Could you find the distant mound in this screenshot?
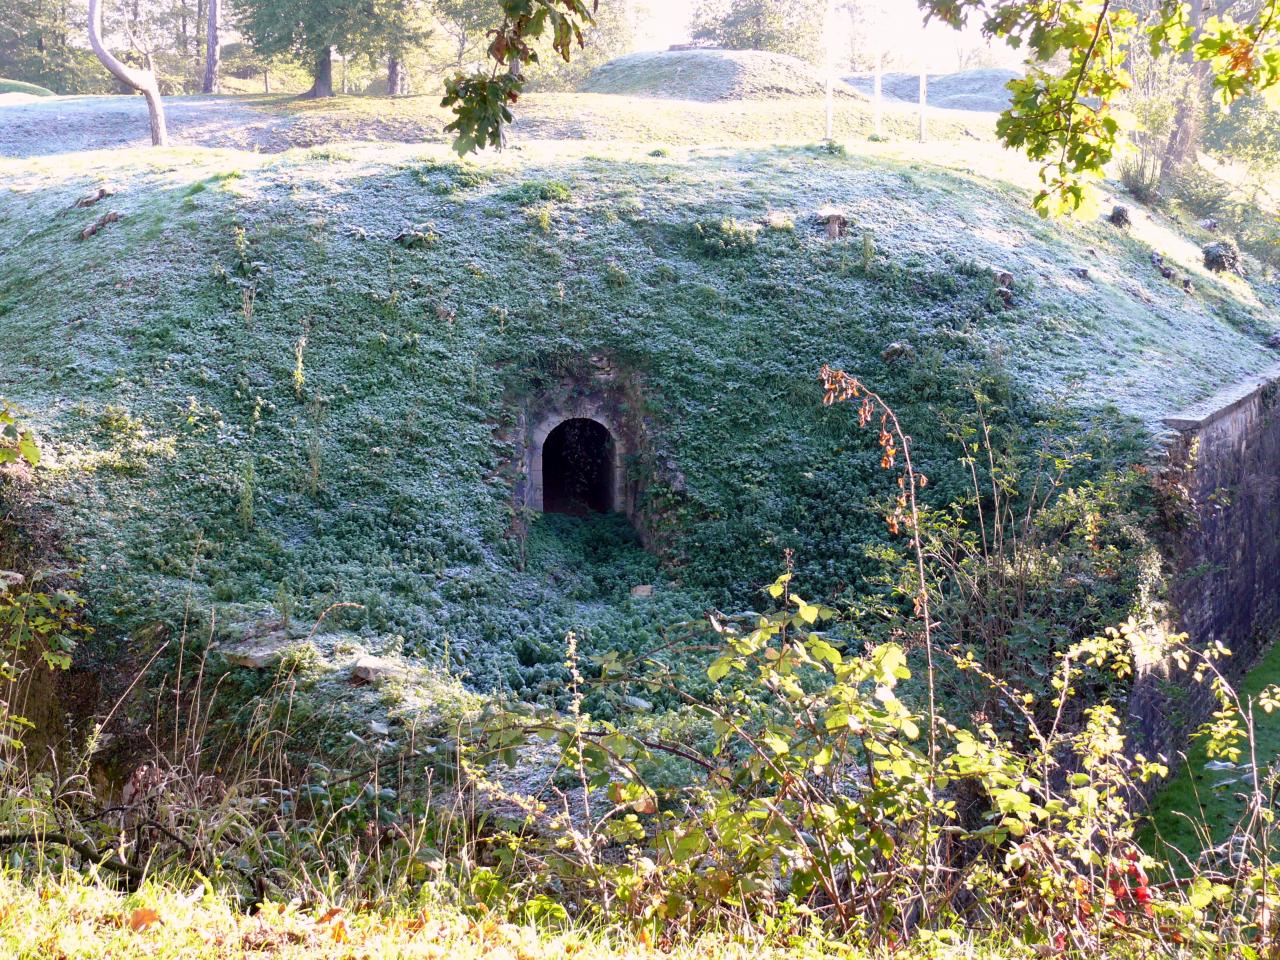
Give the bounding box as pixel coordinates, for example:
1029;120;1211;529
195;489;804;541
581;49;863;101
0;78;55;97
843;68;1019;113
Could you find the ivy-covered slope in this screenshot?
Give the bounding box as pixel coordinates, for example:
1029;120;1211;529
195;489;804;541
1;140;1276;697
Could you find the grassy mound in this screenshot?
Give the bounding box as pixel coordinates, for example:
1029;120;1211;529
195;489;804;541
0;77;55;96
844;68;1020;113
0;136;1276;707
580;49;862;101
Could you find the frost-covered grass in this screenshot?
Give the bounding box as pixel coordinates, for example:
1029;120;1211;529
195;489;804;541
0;90;989;157
0;130;1276;714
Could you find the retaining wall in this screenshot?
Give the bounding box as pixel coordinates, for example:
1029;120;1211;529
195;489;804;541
1129;363;1280;768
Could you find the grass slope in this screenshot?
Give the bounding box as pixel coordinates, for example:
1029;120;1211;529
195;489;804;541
580;49;862;101
0;78;55;96
267;90;981;149
0;133;1276;711
843;69;1021;112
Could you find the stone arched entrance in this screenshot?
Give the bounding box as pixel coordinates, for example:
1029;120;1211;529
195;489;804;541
522;401;627;516
542;418;616;514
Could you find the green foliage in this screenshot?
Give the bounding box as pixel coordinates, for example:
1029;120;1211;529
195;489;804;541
464;574;1241;949
441;72;522;153
0;407;89;755
0;400;39;469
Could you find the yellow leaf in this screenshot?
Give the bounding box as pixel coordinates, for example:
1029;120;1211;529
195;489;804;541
329;918;349;943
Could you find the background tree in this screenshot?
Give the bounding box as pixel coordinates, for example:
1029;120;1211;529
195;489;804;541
689;0;825;63
0;0;109;92
202;0;219;92
235;0;371;97
371;0;434;94
431;0;500;70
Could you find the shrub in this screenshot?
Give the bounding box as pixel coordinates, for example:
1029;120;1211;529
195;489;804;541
604;260;629;288
0;404;89;755
691;217;759;258
1204;238;1241;273
413;160;493;194
1118;154;1162;204
502;179;573;206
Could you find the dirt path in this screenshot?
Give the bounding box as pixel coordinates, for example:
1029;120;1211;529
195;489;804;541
0;94;299;156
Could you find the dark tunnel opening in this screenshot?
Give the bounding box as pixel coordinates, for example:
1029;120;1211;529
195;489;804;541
543;418;615;515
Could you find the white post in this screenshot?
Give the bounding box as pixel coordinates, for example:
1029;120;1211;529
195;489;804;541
873;50;882;138
825;72;834;141
918;69;927;143
823;0;836;142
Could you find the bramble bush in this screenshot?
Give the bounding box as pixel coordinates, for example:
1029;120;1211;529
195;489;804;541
0;401;90;757
3;380;1280;957
455;373;1278;954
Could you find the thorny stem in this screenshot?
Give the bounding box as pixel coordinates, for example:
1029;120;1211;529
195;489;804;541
820;366;938;918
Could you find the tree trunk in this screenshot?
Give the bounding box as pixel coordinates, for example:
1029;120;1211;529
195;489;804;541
87;0;168;145
196;0;205;72
202;0;220;93
1161;62;1210;180
388;57;409;95
304;48;334;98
1160;0;1208;181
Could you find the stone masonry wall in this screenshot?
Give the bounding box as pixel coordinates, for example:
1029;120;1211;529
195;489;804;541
1129;363;1280;770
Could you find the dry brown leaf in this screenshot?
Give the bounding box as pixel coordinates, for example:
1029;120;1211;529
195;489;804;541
128;907;161;931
